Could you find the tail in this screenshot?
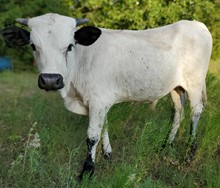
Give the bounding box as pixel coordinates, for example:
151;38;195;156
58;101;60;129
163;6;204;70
202;82;207;105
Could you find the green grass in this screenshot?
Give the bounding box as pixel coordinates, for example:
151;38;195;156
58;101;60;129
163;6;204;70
0;71;220;187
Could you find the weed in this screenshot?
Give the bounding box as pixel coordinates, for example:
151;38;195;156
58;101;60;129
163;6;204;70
0;71;220;187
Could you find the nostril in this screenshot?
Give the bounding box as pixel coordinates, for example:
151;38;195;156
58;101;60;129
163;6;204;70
53;75;64;88
55;77;61;86
40;76;46;86
38;74;46;89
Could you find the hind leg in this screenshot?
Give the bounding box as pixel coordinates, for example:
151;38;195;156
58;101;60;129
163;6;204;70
188;89;204;140
168;88;186;144
186;87;205;161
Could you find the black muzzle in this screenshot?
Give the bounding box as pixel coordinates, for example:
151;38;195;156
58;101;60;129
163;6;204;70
38;73;64;91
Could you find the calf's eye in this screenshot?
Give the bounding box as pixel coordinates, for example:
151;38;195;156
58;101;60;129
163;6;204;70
67;44;74;52
30;43;36;51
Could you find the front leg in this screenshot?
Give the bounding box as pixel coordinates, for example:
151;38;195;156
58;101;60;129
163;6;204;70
78;103;110;180
78;138;98;180
102;127;112;160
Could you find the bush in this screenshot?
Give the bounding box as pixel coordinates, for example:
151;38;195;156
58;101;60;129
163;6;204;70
0;0;220;71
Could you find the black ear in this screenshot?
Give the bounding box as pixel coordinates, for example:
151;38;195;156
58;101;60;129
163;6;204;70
1;26;30;47
74;26;101;46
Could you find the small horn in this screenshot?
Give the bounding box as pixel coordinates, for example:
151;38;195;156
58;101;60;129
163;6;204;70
16;18;28;26
76;18;89;26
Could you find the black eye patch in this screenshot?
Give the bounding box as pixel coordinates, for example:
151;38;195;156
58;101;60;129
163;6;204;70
74;26;101;46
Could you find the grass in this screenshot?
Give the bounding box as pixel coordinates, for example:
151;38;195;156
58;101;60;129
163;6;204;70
209;59;220;77
0;70;220;187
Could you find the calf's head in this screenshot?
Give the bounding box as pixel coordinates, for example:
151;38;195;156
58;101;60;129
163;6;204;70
2;13;101;93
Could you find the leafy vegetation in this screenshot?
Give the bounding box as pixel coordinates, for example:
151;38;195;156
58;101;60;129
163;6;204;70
0;0;220;71
0;71;220;187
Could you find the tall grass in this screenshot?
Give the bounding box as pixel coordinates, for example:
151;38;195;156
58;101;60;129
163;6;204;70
0;71;220;187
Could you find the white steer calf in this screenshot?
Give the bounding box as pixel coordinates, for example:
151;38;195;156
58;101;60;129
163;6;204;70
2;13;212;179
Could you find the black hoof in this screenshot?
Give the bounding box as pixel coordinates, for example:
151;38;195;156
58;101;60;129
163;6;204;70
78;160;95;181
103;152;111;160
157;141;173;153
161;143;167;150
185;142;198;164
